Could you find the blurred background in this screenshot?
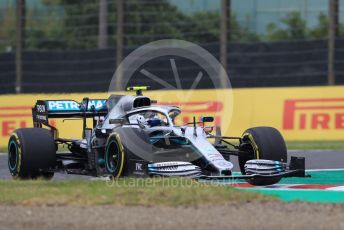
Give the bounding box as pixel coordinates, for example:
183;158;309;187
0;0;343;94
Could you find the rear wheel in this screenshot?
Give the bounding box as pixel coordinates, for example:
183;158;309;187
8;128;56;180
238;127;287;186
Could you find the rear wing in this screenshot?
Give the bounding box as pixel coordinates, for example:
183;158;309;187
32;99;108;125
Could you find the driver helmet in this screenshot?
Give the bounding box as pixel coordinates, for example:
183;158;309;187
147;114;162;127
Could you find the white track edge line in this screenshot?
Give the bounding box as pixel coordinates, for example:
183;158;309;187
306;168;344;172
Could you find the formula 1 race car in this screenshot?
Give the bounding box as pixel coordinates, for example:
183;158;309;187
7;86;307;185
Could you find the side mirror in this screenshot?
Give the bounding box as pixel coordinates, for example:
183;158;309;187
201;116;214;123
109;118;125;125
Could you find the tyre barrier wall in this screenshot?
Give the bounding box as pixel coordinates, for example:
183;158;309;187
0;86;344;148
2;39;344;94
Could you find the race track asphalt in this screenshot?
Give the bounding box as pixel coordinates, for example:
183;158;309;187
0;150;343;180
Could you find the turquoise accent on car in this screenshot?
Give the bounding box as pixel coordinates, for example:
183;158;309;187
8;140;17;171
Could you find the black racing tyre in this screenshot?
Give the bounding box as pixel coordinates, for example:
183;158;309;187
8;128;56;180
238;127;287;186
104;133;125;178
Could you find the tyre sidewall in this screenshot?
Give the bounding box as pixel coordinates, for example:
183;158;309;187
8;133;24;178
105;133;125;178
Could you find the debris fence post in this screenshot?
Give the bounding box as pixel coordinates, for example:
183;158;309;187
15;0;25;94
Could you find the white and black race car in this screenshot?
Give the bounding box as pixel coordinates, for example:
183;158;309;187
8;86;306;185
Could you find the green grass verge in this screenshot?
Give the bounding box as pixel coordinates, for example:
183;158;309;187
286;141;344;150
0;178;273;206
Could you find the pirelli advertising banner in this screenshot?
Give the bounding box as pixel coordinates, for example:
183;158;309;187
0;86;344;147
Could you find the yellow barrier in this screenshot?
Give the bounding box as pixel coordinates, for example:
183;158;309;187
231;86;344;140
0;86;344;147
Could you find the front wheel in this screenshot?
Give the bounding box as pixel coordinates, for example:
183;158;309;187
104;133;126;178
238;127;287;186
